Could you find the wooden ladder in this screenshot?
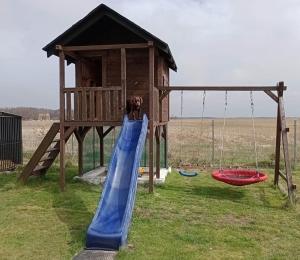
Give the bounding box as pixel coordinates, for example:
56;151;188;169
19;123;74;183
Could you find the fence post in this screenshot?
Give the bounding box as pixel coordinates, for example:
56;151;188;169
212;119;215;166
293;120;297;170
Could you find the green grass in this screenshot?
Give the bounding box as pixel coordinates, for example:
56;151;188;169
0;166;299;259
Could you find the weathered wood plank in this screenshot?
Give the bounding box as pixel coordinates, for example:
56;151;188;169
102;53;107;87
74;91;78;120
96;127;104;167
66;92;71;120
82;88;87;121
264;90;279;103
59;50;65;191
121;48;127;114
149;43;155;193
64;86;122;92
274;101;281;186
155;126;161;179
62;43;149;52
90;89;95;121
64;121;122;127
279;91;295;203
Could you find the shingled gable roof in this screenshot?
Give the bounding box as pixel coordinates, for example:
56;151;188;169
43;4;177;71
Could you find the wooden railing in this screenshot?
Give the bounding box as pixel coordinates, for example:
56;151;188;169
63;87;123;122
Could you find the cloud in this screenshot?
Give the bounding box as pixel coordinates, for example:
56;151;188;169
0;0;299;116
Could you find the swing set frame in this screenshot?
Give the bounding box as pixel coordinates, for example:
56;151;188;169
158;81;296;203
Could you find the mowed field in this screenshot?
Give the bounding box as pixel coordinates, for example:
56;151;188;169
0;118;299;259
23;118;299;168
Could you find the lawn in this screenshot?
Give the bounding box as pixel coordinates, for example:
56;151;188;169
0;166;299;259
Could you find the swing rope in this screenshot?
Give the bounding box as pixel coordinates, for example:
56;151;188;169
178;90;198;177
250;91;259;172
219;91;228;171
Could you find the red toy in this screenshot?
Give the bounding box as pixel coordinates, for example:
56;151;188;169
212;169;268;186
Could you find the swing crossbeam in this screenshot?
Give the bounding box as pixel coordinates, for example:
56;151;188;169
157;85;286;91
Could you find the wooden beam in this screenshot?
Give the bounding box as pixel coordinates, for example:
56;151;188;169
279;170;287;183
154;121;169;127
149;43;155;193
121;48;127;113
64;126;75;139
155;126;161;179
163;125;168;168
103;126;115;138
61;43;149;52
74;127;90;176
278;84;295;203
64;121;122;127
77;131;83;176
159;90;171;101
102;53;107;87
158;57;163;122
264;90;279;103
59;50;65;191
100;127;104;167
274;102;281;186
63;50;85;62
64;86;121;92
157;86;287;92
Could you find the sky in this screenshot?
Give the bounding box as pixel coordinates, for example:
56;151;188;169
1;0;300;117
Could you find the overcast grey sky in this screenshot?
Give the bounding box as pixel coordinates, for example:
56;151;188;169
1;0;299;117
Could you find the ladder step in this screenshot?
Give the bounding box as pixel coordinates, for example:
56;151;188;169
52;138;60;143
33;165;48;173
39;156;55;163
46;147;59;153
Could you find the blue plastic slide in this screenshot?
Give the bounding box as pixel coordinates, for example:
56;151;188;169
86;114;148;250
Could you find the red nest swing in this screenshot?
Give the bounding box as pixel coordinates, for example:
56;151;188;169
210;91;269;187
212;169;268;186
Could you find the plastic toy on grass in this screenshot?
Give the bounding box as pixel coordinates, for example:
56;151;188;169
178;170;198;177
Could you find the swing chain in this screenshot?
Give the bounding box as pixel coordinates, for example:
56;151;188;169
250;91;259;171
219;91;228;170
199;91;206;160
180;90;183;165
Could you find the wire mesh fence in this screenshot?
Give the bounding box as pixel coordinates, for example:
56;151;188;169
169;118;300;169
22;118;299;172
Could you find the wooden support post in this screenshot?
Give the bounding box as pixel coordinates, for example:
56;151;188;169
93;127;96;169
293;120;297;170
121;48;126;114
278;81;295;203
59;48;65;191
78;137;83;175
155;126;161;179
212;119;215;166
74;129;83;176
149;42;155;193
163;124;168;168
75;127;91;176
96;127;105;167
274;84;282;186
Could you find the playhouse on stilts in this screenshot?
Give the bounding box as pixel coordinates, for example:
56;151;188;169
19;4;296;203
19;4;173;192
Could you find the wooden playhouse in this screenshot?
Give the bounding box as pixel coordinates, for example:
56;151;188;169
19;4;175;192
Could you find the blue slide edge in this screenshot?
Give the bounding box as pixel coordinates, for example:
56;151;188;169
85;114;148;250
